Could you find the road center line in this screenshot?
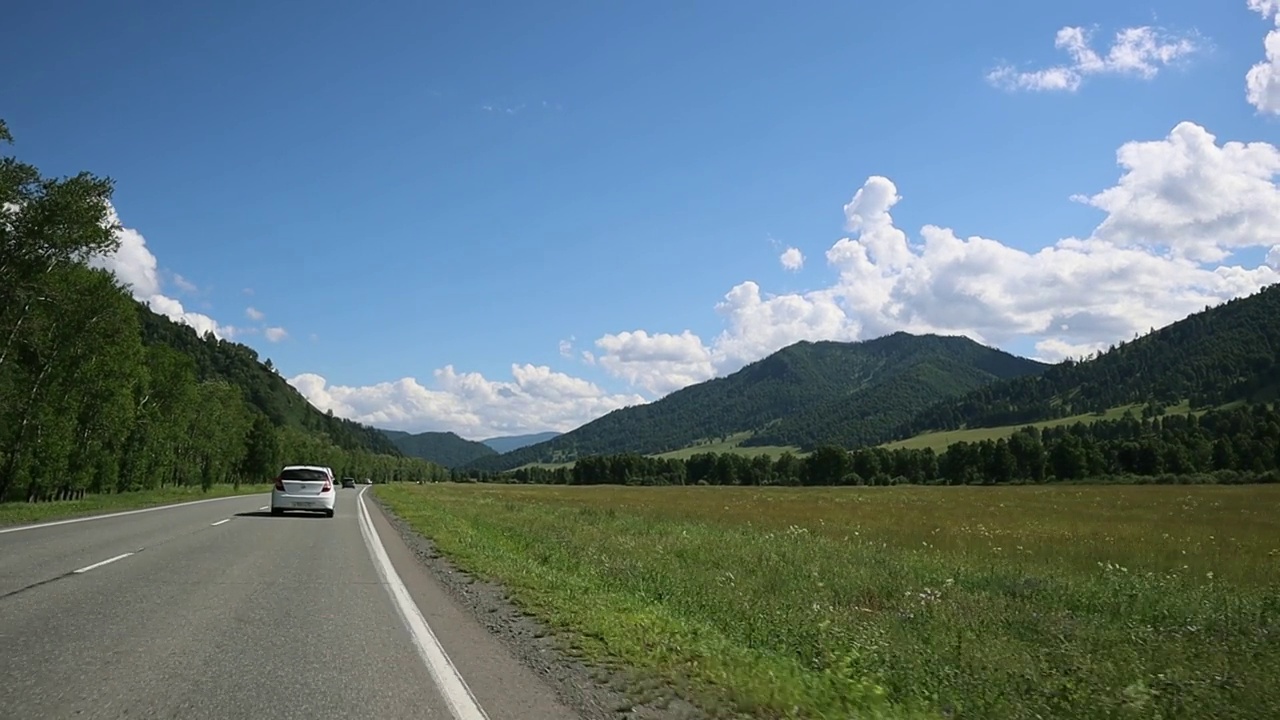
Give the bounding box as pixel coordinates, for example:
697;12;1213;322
258;506;269;511
210;518;230;526
73;552;134;574
356;488;490;720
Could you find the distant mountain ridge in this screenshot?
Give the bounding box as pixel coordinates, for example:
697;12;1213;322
381;430;497;468
464;332;1049;472
480;431;562;454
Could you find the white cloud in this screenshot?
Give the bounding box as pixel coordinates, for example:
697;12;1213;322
558;338;574;357
594;330;715;395
779;246;805;271
265;326;288;342
591;121;1280;385
171;273;197;294
987;24;1200;92
89;203;236;340
1248;0;1280;114
288;365;646;439
246;306;265;321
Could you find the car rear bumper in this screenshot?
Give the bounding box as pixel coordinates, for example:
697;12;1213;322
271;491;336;512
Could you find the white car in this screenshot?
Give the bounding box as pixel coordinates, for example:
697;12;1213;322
271;465;336;517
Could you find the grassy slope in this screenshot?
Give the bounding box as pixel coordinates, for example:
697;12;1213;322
0;483;271;528
375;482;1280;720
881;401;1195;451
519;402;1195;470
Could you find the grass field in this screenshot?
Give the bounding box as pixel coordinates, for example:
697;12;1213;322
880;402;1196;452
515;432;804;471
522;404;1193;471
0;483;271;527
653;431;803;461
376;482;1280;720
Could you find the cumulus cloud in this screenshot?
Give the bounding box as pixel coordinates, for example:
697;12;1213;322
558;338;574;357
592;121;1280;387
288;365;646;439
89;204;236;339
594;330;715;395
1248;0;1280;114
246;306;265;321
264;327;288;342
779;246;805;271
987;24;1200;92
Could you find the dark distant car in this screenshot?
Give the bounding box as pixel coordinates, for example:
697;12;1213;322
341;477;357;489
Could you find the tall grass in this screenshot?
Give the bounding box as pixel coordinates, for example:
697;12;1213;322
376;483;1280;719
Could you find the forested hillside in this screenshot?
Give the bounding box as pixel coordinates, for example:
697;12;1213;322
894;285;1280;439
466;333;1047;472
382;429;497;467
0;118;445;502
138;308;402;455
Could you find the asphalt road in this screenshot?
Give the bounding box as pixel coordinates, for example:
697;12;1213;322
0;488;579;720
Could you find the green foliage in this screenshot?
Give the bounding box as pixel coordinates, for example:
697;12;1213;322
899;285;1280;436
381;429;497;467
464;403;1280;487
377;482;1280;719
136;307;402;455
468;333;1047;472
0;117;446;503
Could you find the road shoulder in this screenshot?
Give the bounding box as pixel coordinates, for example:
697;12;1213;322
367;493;706;720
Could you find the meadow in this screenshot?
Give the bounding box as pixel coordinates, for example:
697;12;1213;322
375;482;1280;720
878;402;1201;452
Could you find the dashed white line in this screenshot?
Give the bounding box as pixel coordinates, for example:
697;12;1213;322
259;506;269;511
0;493;271;535
73;552;134;574
211;518;230;527
356;488;490;720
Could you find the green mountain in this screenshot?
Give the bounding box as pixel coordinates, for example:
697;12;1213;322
382;429;498;467
894;283;1280;439
480;431;562;454
465;332;1049;472
138;307;402;456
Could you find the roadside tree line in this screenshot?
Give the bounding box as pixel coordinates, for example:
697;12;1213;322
456;403;1280;487
0;119;444;502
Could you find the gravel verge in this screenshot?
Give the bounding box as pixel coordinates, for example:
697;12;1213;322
370;493;712;720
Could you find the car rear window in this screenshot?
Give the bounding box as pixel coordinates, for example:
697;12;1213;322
280;468;329;481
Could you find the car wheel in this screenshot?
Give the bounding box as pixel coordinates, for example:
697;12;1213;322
271;507;283;516
325;509;335;518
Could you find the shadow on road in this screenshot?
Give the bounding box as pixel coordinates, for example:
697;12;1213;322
234;511;328;519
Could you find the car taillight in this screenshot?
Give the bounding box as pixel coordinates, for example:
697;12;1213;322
320;481;332;493
273;476;285;491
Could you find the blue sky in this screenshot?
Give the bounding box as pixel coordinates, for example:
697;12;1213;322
4;0;1280;438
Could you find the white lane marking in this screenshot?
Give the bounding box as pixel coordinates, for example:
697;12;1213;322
356;487;490;720
259;506;269;511
73;552;134;574
211;519;230;527
0;493;269;535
